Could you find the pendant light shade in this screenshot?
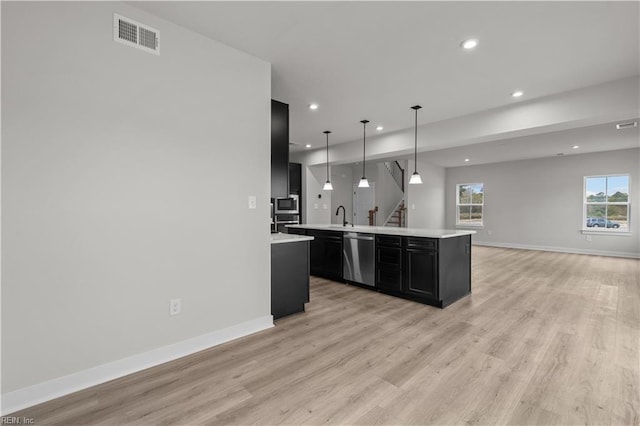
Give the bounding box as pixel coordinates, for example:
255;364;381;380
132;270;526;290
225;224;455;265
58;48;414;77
409;172;423;185
409;105;423;185
358;120;370;188
322;130;333;191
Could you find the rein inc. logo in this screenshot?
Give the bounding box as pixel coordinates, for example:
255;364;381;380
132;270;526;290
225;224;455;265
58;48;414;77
0;417;35;425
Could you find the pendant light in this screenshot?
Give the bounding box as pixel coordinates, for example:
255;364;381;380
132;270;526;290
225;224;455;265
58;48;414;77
409;105;423;185
358;120;370;188
322;130;333;191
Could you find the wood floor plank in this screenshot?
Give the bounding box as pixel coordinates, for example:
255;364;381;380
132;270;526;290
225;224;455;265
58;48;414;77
9;247;640;425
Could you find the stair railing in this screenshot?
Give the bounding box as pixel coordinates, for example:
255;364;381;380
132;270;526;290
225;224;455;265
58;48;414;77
383;161;405;192
368;206;379;226
383;199;407;227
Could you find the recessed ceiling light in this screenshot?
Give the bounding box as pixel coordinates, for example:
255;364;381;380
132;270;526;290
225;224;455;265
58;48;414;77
461;39;479;50
305;144;312;148
511;91;524;98
572;145;580;149
376;126;384;131
464;158;470;162
309;103;318;110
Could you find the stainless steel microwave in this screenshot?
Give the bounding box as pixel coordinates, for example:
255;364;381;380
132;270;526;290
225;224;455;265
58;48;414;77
274;195;299;214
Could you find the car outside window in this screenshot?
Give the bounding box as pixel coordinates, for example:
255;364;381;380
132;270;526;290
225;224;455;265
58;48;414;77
584;175;630;232
456;183;484;226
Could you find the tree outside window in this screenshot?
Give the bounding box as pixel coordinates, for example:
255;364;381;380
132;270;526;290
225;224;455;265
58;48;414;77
457;183;484;226
584;175;630;231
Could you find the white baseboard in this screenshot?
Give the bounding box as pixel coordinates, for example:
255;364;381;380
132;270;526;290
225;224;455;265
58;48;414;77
1;315;273;415
473;240;640;259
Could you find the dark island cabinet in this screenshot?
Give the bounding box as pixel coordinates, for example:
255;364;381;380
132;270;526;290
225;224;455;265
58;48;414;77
405;247;438;299
287;227;472;308
404;237;438;299
375;235;403;291
403;235;471;307
376;234;471;308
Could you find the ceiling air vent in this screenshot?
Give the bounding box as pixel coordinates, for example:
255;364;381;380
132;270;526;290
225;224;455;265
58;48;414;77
113;14;160;55
616;121;637;130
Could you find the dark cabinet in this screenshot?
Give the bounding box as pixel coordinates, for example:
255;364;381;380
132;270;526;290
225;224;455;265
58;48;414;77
286;228;306;236
405;247;438;299
306;230;343;281
271;100;289;199
404;237;438;299
289;162;301;194
295;227;472;308
376;235;470;308
376;235;402;291
271;240;309;319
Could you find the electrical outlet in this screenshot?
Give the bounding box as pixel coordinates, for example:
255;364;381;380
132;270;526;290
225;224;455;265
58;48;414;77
248;196;257;209
487;230;493;236
170;298;181;316
585;235;592;242
314;203;319;209
322;204;328;209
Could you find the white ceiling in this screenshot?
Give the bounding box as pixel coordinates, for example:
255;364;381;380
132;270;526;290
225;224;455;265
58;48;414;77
132;1;639;154
420;120;640;168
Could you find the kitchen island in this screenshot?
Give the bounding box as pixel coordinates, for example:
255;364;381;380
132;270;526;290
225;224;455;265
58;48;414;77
286;225;475;308
270;233;314;319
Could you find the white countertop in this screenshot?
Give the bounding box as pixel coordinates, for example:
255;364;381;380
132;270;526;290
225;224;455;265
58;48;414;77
270;233;315;245
286;224;475;239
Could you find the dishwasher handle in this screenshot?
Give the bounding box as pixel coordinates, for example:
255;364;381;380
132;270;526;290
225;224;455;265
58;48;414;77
343;233;374;241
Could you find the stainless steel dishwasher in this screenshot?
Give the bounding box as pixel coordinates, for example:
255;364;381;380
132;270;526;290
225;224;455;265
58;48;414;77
343;232;375;286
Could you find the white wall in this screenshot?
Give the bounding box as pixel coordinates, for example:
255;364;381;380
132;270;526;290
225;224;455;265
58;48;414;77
330;165;354;224
405;156;446;229
305;165;332;224
1;0;271;403
445;148;640;257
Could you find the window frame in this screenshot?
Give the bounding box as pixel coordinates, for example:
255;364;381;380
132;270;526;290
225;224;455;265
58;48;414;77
582;174;631;234
456;182;484;227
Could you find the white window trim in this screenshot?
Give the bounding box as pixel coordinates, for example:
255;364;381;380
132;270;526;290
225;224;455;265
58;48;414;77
582;174;631;234
581;230;632;237
456;183;484;227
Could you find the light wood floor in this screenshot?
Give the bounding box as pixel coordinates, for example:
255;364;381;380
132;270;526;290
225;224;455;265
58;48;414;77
12;247;640;425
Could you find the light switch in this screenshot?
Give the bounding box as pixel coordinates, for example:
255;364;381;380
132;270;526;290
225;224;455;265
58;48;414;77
314;203;319;209
248;196;257;209
322;204;328;209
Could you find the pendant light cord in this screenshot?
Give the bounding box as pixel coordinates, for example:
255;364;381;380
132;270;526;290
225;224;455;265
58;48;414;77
362;124;366;178
414;108;418;173
411;105;422;175
361;120;369;178
325;131;330;180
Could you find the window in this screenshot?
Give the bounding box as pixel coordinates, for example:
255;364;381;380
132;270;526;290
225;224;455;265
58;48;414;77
457;183;484;226
584;175;630;232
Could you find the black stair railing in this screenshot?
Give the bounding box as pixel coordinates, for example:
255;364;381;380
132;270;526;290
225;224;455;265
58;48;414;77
384;161;405;192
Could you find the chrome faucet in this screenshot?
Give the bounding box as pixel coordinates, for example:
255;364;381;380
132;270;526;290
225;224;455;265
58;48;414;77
336;205;348;226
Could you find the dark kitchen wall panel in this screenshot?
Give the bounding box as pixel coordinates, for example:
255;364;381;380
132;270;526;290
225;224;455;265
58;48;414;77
289;162;301;195
271;99;289;198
